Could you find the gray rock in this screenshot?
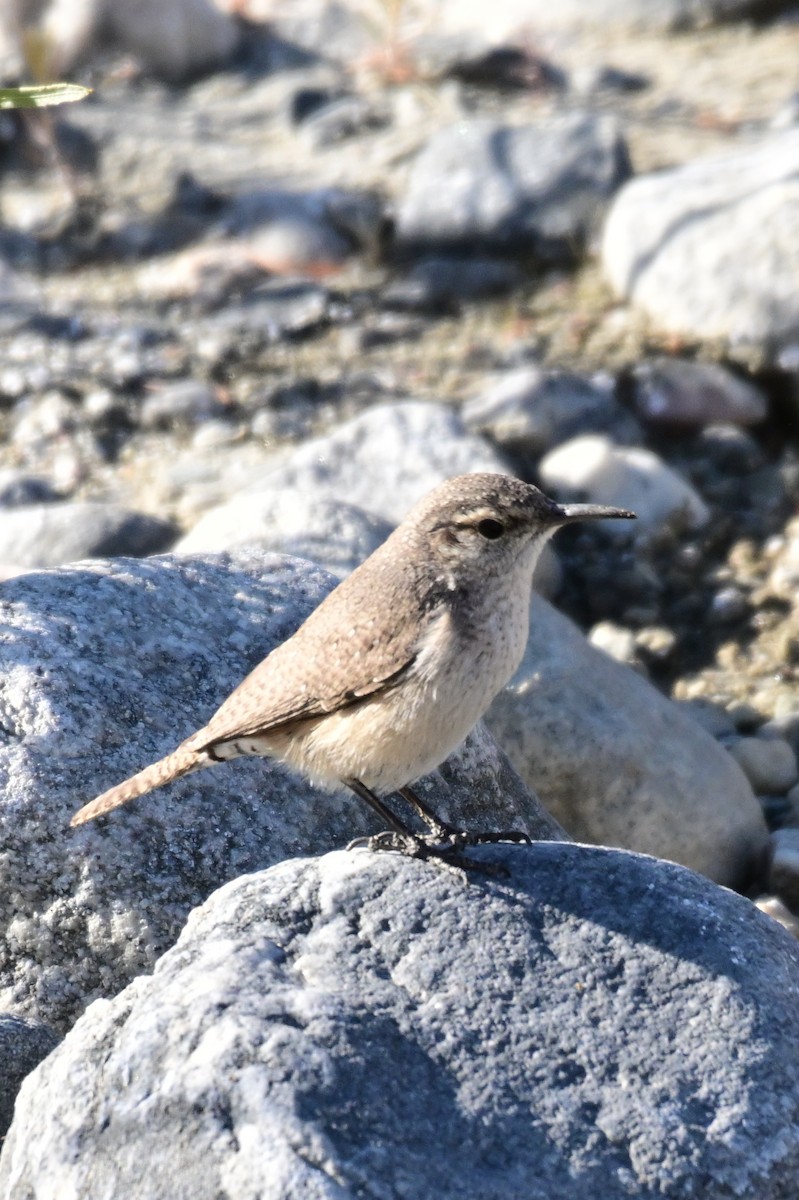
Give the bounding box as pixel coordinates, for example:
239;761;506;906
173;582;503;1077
463;364;640;457
42;0;240;81
224;187;383;267
486;598;767;887
4;844;799;1199
603;130;799;353
0;1014;59;1140
632;359;767;427
728;736;799;795
0;550;555;1031
539;434;709;534
396;113;630;261
768;828;799;911
139;380;222;429
674;698;737;740
254;401;510;524
0;502;177;569
195;279;331;343
177;492;393;579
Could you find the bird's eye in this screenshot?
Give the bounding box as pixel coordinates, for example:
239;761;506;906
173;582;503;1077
476;518;505;540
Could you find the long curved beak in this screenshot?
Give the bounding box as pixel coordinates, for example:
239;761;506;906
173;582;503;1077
557;503;636;524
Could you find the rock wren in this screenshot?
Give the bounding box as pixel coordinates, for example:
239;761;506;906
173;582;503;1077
70;473;634;853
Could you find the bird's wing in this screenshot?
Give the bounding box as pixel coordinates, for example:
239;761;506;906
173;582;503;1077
187;562;442;750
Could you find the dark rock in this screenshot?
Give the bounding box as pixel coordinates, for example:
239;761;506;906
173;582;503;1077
288;86;347;125
4;845;799;1198
446;45;568;91
572;63;651;95
0;1015;59;1140
301;95;389;148
384;255;523;311
0;470;59;508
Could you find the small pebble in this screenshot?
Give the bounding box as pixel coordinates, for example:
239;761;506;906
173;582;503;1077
711;587;749;624
588;621;640;667
728;736;798;795
756;895;799;938
768;829;799;912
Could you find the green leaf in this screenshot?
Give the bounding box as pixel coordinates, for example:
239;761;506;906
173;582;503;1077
0;84;91;110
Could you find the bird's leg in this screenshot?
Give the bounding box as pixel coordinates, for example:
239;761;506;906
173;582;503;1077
345;778;426;855
399;785;532;849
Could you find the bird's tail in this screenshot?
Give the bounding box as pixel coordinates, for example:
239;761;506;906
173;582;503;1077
70;743;212;827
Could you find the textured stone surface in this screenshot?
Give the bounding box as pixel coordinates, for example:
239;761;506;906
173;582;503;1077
3;844;799;1199
603;130;799;352
0;1015;59;1140
0;549;554;1032
396;113;630;260
487;597;768;887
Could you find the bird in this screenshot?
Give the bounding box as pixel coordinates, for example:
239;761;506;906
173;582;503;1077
70;473;634;855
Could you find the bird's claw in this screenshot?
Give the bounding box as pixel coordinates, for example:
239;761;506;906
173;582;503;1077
343;825;525;864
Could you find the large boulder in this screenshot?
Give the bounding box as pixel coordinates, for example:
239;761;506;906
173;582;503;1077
486;597;768;887
396;114;630;261
3;844;798;1198
602;130;799;355
0;549;554;1032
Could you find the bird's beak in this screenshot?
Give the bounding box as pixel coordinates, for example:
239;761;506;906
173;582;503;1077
556;503;637;525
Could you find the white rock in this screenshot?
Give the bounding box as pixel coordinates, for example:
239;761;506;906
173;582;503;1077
486;597;767;886
588;620;639;666
603;130;799;353
539;434;709;533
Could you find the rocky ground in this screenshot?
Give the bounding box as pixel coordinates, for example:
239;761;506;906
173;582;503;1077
1;3;799;721
4;1;799;1192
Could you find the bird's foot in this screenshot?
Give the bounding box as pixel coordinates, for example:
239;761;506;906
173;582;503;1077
347;830;424;856
346;828;517;878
